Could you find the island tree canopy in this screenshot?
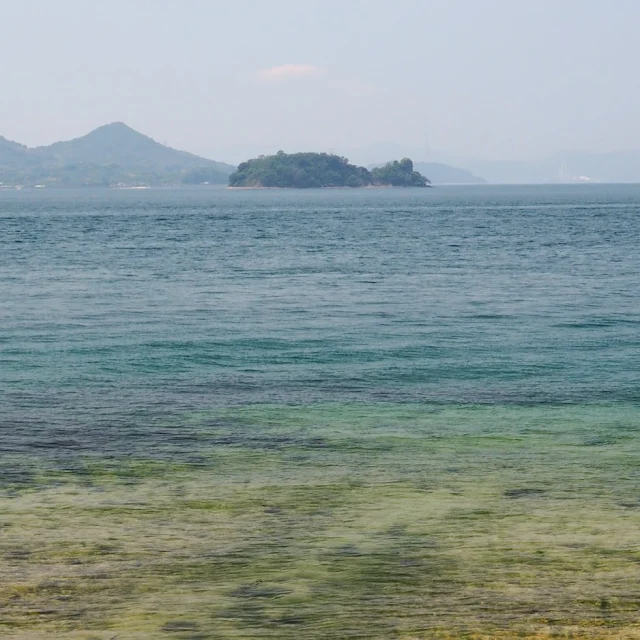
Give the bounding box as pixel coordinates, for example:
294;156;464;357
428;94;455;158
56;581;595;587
371;158;430;187
229;152;430;188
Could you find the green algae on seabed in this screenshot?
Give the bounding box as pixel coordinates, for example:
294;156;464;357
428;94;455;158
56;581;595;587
2;404;640;639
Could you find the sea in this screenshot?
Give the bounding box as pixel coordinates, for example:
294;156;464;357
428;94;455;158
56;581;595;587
1;185;639;639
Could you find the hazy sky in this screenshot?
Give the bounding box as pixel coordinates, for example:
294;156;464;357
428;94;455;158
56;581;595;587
2;0;639;163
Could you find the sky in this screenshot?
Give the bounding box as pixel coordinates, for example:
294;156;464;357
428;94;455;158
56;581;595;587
2;0;639;164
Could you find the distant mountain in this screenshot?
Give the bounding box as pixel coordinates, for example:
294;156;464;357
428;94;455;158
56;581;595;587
456;159;552;184
368;161;484;185
0;136;28;160
0;137;44;185
443;150;640;184
0;123;235;187
356;142;640;184
413;162;485;185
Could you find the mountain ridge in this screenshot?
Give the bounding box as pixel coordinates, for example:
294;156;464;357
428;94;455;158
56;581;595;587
0;123;234;187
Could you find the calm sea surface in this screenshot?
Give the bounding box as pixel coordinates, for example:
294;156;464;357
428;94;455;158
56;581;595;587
1;185;640;638
2;186;639;417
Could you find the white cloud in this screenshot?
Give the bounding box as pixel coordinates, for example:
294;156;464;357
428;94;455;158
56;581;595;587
257;64;324;82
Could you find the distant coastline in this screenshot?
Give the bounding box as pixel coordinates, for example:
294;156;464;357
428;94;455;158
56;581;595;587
226;183;400;190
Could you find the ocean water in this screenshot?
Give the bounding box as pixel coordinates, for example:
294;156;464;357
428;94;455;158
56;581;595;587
1;185;640;639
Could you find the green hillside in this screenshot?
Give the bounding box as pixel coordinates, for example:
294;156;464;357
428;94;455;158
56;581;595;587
0;124;234;187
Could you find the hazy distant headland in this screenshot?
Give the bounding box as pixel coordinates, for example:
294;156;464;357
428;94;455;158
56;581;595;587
229;152;430;188
0;123;234;188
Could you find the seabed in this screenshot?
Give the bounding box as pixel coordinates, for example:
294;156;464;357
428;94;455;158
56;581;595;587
2;404;640;638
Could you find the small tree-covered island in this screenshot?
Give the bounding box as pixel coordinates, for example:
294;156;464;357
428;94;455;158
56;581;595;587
228;152;431;188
